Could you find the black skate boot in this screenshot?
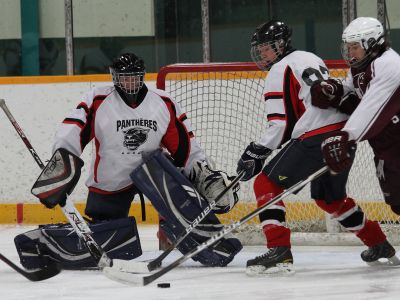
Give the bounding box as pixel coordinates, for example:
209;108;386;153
361;240;400;266
246;246;294;276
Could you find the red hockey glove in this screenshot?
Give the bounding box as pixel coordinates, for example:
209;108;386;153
321;131;356;174
311;79;344;109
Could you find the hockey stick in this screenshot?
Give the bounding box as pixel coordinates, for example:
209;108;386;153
0;98;141;284
103;166;329;286
112;170;245;273
0;253;61;281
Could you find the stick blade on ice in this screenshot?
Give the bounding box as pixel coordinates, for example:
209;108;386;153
103;267;146;286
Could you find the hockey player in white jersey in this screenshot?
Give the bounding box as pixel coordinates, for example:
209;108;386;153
236;20;393;276
313;17;400;263
17;53;242;270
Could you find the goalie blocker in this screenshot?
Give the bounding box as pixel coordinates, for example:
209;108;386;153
130;149;242;267
31;148;84;209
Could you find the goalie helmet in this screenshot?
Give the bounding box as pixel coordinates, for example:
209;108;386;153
341;17;385;69
250;20;292;71
110;53;145;95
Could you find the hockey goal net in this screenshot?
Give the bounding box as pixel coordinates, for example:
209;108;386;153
156;61;400;246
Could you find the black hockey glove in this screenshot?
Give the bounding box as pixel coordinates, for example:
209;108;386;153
311;78;343;109
321;131;356;174
237;142;272;181
31;148;84;208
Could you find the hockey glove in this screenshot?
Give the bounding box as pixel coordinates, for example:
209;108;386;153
189;161;240;214
321;131;356;174
337;93;361;115
237;142;272;181
31;148;84;208
311;78;343;109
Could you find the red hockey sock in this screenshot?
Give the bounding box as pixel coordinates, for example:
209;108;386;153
315;198;386;247
356;220;386;247
254;173;290;248
262;224;291;248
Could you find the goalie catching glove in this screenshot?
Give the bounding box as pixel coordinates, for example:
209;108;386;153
31;148;84;208
189;161;240;214
237;142;272;181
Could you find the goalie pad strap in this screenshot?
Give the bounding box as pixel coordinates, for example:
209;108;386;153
130;149;242;267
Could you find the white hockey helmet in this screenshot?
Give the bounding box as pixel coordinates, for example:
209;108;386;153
341;17;385;68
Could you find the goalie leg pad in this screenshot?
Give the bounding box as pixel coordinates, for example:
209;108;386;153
160;220;242;267
131;149;242;267
14;217;142;270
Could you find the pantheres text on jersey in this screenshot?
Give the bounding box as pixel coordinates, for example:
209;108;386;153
116;118;158;131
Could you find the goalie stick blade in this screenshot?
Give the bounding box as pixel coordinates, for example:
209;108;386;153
111;258;161;273
0;253;61;281
102;267;145;286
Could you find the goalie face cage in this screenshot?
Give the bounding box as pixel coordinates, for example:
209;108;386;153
156;61;400;246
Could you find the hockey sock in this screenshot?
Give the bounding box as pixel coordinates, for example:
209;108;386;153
254;173;291;248
315;197;386;247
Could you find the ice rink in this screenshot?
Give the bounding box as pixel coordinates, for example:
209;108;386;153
1;224;399;300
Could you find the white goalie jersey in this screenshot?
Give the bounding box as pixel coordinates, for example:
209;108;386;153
52;84;206;193
257;50;349;149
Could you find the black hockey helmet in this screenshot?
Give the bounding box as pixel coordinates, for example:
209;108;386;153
250;20;292;70
109;53;146;95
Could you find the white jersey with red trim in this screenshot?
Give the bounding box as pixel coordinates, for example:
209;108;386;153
257;50;349;150
53;84;206;193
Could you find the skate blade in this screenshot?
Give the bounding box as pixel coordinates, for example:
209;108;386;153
246;262;295;277
366;255;400;267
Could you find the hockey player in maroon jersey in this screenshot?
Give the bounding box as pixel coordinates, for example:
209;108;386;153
236;20;395;276
313;17;400;264
16;53;242;270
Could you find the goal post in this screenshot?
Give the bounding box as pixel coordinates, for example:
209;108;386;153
156;61;400;246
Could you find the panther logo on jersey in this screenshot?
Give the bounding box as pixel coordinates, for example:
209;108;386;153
123;127;150;151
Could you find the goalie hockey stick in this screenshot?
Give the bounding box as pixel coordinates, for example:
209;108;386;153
111;170;245;273
103;166;329;286
0;252;61;281
0;98;142;284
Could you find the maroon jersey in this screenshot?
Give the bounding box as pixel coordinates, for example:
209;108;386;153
342;48;400;161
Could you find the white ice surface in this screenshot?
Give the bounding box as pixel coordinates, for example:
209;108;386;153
1;225;399;300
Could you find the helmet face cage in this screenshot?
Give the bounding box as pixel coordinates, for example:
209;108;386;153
110;69;145;95
341;17;385;68
110;53;146;95
250;21;291;71
250;40;285;71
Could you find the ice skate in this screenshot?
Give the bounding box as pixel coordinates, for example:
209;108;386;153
361;240;400;266
246;246;295;276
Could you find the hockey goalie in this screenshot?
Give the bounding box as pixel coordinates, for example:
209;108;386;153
15;52;242;270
